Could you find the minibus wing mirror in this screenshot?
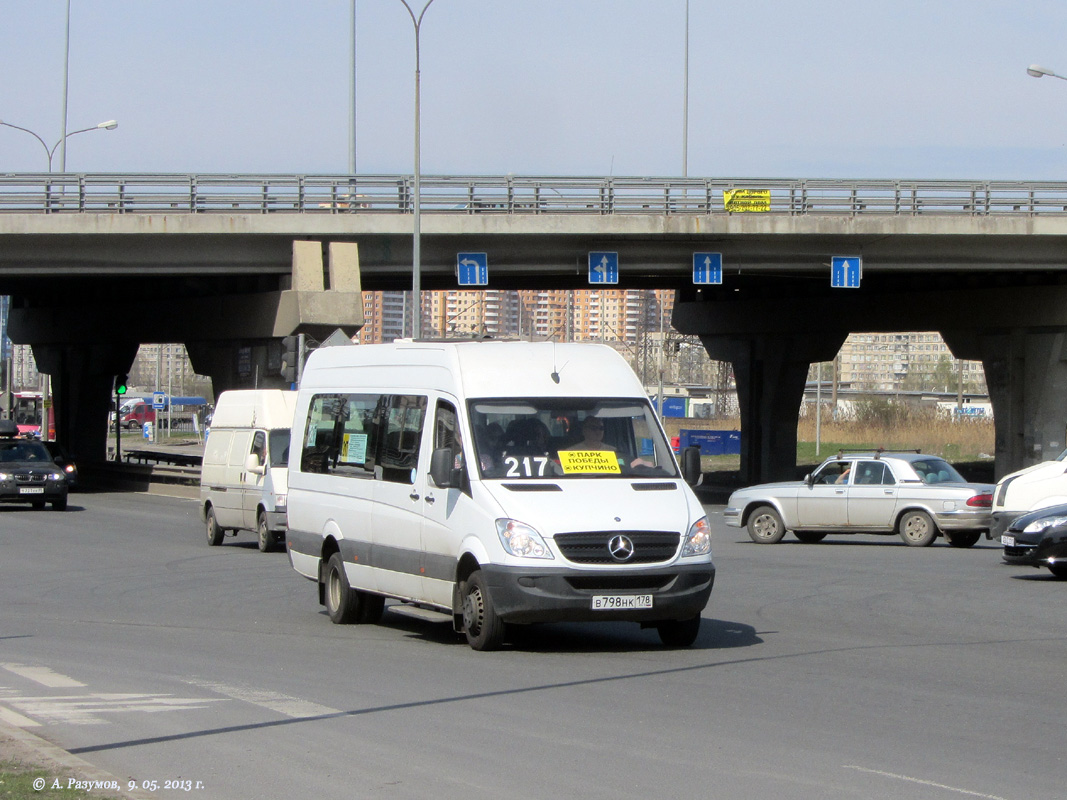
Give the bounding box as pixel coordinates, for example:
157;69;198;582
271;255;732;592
430;448;454;488
681;446;702;486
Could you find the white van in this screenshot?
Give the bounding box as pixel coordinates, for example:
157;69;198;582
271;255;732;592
286;340;715;651
991;448;1067;537
200;389;297;552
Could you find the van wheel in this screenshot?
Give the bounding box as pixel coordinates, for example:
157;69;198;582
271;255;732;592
257;512;273;553
460;570;505;651
657;616;701;647
898;510;937;547
205;506;225;546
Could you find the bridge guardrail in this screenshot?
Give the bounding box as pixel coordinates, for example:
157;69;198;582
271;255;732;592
3;174;1067;216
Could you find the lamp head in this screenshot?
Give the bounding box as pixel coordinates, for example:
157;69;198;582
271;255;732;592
1028;64;1052;78
97;120;118;130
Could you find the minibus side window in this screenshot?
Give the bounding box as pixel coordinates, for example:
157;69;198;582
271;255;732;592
378;395;427;484
433;400;470;495
301;393;379;478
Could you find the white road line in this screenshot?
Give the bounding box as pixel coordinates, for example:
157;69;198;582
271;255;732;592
1;663;86;688
844;766;1011;800
0;705;41;728
4;693;224;726
184;679;340;719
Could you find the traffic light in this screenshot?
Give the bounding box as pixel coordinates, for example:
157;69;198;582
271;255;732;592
115;374;129;396
280;336;299;383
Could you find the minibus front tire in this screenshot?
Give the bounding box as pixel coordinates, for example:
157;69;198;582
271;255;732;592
460;570;506;651
324;553;384;625
656;616;701;647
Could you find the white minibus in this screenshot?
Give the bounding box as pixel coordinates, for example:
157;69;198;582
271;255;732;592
286;340;715;650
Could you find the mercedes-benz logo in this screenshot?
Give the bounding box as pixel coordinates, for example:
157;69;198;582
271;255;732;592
608;534;635;562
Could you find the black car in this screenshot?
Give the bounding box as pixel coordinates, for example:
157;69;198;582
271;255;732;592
1001;503;1067;579
0;420;69;511
42;440;78;489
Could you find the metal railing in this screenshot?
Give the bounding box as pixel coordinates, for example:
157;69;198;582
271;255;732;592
2;173;1067;216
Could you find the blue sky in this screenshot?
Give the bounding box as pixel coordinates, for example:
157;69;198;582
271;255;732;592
3;0;1067;179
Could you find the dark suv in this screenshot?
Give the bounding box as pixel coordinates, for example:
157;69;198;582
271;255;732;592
0;420;69;511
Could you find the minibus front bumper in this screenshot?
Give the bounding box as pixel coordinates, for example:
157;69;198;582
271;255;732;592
479;562;715;624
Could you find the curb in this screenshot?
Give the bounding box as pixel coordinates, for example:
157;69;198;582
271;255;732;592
0;718;155;800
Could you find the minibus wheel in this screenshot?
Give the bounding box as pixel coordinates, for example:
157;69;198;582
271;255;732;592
460;570;505;651
657;616;701;647
325;553;362;624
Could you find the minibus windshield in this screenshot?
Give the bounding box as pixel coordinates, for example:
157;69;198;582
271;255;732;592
469;398;679;480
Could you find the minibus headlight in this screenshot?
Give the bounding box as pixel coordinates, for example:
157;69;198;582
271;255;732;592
496;519;554;559
681;516;712;557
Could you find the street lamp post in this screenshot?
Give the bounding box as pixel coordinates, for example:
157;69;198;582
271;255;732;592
0;119;118;171
398;0;436;340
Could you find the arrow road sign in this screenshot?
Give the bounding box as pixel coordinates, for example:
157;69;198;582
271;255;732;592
693;252;723;285
588;251;619;284
831;256;862;288
456;252;488;286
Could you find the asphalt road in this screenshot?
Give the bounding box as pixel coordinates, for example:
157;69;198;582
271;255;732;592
0;490;1063;800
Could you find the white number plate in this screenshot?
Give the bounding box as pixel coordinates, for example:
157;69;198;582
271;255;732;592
19;487;44;495
1001;535;1015;547
592;594;653;610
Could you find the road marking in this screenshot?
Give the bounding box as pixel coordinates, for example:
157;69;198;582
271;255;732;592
1;663;86;688
844;766;1010;800
184;679;340;719
0;706;40;727
3;693;223;726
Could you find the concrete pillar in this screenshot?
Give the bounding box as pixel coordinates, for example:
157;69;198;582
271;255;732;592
31;341;138;461
944;329;1067;478
699;332;848;484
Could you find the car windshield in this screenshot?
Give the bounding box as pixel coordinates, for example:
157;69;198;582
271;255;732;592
911;458;966;484
0;441;51;462
469;398;678;480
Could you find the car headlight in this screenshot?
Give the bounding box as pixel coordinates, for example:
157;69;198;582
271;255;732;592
681;515;713;557
496;519;553;559
1023;515;1067;534
0;472;9;481
47;472;64;481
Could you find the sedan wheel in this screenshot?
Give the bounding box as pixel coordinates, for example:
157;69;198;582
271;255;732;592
898;510;937;547
747;505;786;544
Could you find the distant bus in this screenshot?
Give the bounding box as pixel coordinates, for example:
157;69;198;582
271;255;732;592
9;390;50;437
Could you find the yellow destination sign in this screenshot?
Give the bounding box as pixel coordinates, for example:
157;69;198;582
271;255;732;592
558;450;622;474
723;189;771;212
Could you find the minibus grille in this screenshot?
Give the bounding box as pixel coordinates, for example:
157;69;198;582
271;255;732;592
553;531;681;564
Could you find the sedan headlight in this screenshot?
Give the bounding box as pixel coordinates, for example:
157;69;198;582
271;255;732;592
681;515;713;557
496;519;553;559
1023;515;1067;534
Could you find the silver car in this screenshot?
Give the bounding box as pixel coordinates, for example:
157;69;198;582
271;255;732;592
724;451;994;547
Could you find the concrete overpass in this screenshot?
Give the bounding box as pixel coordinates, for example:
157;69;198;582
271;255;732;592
3;173;1067;482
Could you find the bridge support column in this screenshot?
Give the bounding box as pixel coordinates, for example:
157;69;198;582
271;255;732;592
943;329;1067;478
31;341;138;461
698;332;847;485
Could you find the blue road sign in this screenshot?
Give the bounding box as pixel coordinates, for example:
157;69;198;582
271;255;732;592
831;256;862;288
588;251;619;284
456;252;489;286
693;252;723;285
152;391;166;410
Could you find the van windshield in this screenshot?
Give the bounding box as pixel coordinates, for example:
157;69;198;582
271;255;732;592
269;429;291;468
468;398;678;480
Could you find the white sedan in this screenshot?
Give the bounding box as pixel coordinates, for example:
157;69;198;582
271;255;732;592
724;451;993;547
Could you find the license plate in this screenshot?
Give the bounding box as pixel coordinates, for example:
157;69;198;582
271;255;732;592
1001;535;1015;547
592;594;653;610
19;487;44;495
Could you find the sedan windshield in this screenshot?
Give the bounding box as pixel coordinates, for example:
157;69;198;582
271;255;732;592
469;398;678;480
